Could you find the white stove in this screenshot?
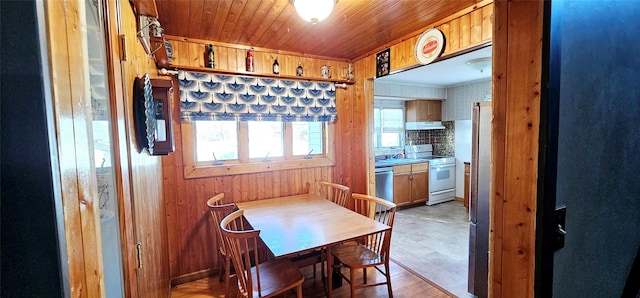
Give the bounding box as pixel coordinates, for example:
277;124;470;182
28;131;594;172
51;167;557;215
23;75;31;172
405;144;456;205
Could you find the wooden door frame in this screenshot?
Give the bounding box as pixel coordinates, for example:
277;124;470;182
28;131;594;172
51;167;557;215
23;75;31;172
45;0;107;295
490;0;545;297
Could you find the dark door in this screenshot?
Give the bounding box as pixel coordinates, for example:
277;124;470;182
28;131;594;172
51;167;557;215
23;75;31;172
539;1;640;297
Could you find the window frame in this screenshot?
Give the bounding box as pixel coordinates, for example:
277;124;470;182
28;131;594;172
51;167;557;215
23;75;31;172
182;121;335;178
373;100;405;150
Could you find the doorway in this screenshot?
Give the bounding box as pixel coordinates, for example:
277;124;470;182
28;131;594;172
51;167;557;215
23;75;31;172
373;44;492;297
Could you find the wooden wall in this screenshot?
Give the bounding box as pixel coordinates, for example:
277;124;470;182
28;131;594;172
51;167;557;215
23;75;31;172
44;0;171;296
490;0;543;297
117;1;172;297
45;1;106;295
354;1;494;200
162;38;349;279
162;1;494;282
165;37;351;78
355;0;494;71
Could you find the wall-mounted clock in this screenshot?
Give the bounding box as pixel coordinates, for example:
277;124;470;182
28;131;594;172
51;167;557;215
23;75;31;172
133;74;174;155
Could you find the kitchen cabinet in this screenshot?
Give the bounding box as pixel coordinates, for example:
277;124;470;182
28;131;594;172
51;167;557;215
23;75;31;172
393;163;429;206
406;100;442;122
464;162;470;211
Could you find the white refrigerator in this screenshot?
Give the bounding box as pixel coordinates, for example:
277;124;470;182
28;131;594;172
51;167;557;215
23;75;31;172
468;101;491;298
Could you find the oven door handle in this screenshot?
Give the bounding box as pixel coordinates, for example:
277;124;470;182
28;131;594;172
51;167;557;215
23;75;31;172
430;164;456;170
431;189;455;195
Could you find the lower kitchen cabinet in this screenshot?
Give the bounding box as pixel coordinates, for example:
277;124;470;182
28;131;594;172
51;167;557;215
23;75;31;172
393;163;429;207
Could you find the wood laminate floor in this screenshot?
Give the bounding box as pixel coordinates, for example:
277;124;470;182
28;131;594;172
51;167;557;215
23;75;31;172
171;260;454;298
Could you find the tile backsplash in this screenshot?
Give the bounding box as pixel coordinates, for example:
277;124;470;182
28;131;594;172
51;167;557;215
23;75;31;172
405;121;455;156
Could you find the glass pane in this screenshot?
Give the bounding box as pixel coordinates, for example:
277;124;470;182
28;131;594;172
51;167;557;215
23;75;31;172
375;107;404;149
248;121;283;159
374;108;381;148
382;108;404;132
86;0;124;297
292;122;324;156
194;120;238;162
381;132;401;147
374;108;381;130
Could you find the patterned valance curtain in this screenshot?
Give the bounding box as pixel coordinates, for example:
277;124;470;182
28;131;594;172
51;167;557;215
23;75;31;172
178;71;337;122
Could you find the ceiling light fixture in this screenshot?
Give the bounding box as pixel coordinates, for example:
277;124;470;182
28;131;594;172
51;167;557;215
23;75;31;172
291;0;337;24
465;57;492;73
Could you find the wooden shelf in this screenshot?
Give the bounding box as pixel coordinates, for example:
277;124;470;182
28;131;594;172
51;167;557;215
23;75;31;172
166;64;355;85
132;0;158;17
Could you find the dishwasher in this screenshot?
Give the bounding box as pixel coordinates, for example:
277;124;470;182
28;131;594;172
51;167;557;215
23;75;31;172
375;167;394;202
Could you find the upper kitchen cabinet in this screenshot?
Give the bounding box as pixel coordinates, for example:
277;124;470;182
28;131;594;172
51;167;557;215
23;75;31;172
406;100;442;122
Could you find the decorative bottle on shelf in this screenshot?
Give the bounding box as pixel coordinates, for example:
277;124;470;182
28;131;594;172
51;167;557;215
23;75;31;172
272;58;279;74
246;48;254;72
296;62;304;76
205;44;215;68
347;63;354;81
321;64;329;78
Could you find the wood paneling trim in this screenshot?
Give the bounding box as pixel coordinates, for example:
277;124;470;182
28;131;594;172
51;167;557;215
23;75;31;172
46;0;105;295
491;0;543;297
120;1;172;297
104;0;139;296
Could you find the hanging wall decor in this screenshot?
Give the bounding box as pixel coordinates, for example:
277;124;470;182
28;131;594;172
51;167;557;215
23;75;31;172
133;74;174;155
376;48;390;78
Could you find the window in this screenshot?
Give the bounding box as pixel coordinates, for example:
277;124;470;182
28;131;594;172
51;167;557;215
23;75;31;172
292;122;323;156
195;120;238;162
374;107;404;149
184;120;333;178
178;71;338;177
248;121;283;159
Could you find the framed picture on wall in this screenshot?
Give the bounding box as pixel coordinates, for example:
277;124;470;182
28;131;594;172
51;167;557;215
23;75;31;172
376;48;390;78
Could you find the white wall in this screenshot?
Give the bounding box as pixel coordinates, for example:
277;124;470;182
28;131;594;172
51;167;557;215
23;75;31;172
442;79;491;121
445;80;491;198
374;81;446;99
455;120;472;198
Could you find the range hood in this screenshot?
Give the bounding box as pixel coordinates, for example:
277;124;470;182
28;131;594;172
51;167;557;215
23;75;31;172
405;121;446;130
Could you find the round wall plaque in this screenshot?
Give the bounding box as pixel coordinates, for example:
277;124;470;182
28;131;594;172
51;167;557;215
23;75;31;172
415;29;446;65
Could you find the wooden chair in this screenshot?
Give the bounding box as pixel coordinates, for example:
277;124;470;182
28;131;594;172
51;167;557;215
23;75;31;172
206;193;240;297
318;180;350;208
330;193;397;297
220;209;304;298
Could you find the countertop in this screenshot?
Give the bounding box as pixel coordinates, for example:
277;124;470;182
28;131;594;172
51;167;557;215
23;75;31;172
374;158;432;168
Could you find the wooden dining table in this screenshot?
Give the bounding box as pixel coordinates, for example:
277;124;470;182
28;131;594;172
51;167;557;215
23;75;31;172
236;193;391;297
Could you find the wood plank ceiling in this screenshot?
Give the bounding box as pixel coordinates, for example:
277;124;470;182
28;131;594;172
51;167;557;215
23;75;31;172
156;0;485;60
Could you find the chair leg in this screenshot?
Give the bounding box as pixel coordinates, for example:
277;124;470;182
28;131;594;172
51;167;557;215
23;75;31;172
218;253;225;282
313;263;317;279
224;257;231;297
385;262;393;298
350;268;356;298
320;249;326;281
296;284;303;298
363;268;367;284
